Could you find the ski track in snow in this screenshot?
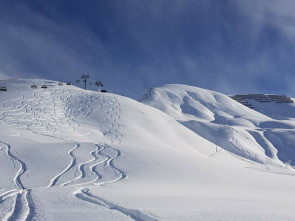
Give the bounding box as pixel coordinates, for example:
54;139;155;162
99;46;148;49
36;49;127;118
221;125;284;168
59;143;127;187
0;190;20;204
4;189;35;221
0;141;35;221
74;188;158;221
104;96;123;144
48;143;80;187
94;144;127;185
0;142;27;190
0;88;127;220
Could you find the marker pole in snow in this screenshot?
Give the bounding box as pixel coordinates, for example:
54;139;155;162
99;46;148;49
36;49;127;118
81;75;90;90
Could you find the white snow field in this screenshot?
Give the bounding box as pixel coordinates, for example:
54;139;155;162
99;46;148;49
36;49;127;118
0;80;295;221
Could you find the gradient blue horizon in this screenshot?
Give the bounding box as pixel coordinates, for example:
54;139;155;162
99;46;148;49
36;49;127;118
0;0;294;99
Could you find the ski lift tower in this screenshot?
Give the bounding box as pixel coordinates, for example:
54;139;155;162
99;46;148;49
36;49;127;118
95;81;103;92
81;74;90;90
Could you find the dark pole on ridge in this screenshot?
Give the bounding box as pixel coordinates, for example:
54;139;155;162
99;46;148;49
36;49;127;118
95;81;103;92
81;75;90;90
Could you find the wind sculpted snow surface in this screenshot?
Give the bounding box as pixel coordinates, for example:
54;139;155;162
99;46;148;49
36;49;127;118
0;80;295;220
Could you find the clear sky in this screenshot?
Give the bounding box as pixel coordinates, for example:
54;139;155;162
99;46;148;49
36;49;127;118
0;0;294;99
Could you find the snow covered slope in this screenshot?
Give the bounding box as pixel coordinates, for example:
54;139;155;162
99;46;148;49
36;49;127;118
141;84;295;167
1;79;295;220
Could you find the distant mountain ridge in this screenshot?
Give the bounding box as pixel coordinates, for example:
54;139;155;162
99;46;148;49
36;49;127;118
229;93;294;119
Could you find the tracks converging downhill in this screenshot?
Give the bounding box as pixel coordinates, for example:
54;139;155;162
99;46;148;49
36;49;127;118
0;88;130;220
0;142;35;221
49;143;127;187
4;190;35;221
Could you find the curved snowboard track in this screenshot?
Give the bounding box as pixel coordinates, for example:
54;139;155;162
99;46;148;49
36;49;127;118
94;144;127;185
0;141;27;190
74;188;158;221
48;142;80;187
49;143;127;187
0;141;36;221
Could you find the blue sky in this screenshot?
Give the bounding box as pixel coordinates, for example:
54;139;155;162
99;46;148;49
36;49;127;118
0;0;295;98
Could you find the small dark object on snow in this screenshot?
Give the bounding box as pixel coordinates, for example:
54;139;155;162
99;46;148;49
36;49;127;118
31;84;37;89
0;87;7;91
41;85;47;89
101;90;107;93
66;82;72;85
58;82;63;86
